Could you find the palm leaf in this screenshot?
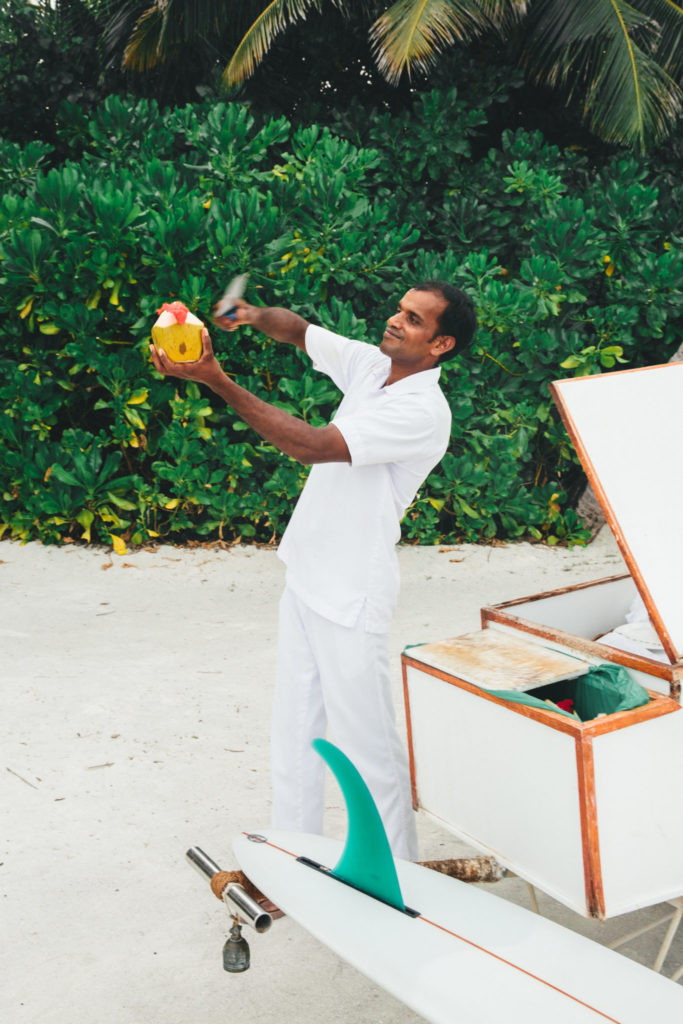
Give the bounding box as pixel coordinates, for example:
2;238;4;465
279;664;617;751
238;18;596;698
369;0;525;85
472;0;528;30
646;0;683;21
156;0;234;51
102;1;149;68
528;0;654;56
224;0;326;87
643;0;683;72
526;0;683;149
584;30;682;147
118;0;255;69
123;5;166;72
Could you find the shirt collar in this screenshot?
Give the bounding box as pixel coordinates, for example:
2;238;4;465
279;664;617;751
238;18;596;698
381;365;442;394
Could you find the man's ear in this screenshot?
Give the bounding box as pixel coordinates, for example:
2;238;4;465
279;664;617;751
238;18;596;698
430;334;455;359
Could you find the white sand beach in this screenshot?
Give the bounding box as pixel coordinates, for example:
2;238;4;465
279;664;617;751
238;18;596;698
2;530;681;1023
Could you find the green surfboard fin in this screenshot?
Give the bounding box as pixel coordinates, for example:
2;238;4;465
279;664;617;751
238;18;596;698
312;738;406;912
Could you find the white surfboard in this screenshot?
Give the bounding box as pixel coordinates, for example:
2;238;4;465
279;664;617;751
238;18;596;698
234;829;683;1024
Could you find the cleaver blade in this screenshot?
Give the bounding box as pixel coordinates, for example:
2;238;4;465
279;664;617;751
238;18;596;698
214;273;249;320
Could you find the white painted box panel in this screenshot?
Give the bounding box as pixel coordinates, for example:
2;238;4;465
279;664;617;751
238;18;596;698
406;665;588;913
592;711;683;917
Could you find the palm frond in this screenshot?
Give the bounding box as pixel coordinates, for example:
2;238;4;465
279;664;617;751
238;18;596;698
586;33;682;148
647;0;683;19
526;0;683;149
123;6;166;72
370;0;491;85
642;0;683;73
224;0;325;87
329;0;384;13
156;0;233;51
473;0;528;31
102;0;149;67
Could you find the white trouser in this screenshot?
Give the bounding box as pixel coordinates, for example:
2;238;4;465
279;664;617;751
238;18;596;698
271;586;418;861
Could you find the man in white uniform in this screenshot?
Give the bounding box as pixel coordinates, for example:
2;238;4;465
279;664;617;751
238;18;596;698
150;281;477;860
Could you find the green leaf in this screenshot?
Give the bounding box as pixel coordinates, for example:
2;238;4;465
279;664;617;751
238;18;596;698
76;509;94;542
50;465;81;488
456;496;479;518
124;407;147;430
106;493;138;511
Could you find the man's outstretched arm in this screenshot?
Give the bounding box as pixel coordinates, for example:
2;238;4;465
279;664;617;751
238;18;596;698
213;299;309;351
149;329;350;466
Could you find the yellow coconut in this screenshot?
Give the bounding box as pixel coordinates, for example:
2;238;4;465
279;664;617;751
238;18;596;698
151;304;204;362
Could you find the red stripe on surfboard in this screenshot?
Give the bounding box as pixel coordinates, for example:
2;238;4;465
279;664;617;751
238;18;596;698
418;915;622;1023
244;835;623;1024
242;833;299;858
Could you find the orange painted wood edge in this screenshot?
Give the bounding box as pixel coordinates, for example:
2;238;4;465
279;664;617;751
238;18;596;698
401;653;679;740
402;658;419;810
483;572;632;609
583;692;679;737
402;654;582;738
481;607;681;694
575;734;605;918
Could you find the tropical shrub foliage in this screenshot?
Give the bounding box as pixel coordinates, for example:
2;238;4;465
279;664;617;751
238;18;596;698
1;89;682;550
0;0;115;150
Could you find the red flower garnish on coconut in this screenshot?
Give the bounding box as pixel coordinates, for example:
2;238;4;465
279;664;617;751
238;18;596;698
156;301;189;325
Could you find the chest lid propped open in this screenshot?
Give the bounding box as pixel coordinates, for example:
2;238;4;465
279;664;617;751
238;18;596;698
550;362;683;665
482;363;683;700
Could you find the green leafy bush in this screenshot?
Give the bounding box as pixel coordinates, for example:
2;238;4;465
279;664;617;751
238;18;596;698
1;91;681;550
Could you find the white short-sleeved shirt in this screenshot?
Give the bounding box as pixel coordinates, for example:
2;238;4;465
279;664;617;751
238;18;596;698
277;324;452;633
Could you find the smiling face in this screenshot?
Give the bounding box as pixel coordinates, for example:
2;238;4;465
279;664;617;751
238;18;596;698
380;288;455;382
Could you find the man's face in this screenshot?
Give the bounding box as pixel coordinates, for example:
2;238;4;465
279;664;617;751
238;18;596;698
380;289;451;367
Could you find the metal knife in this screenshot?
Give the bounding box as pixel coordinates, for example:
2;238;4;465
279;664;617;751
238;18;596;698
214;273;249;320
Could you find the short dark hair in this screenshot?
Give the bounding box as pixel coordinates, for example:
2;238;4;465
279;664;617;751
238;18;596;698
413;280;477;361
